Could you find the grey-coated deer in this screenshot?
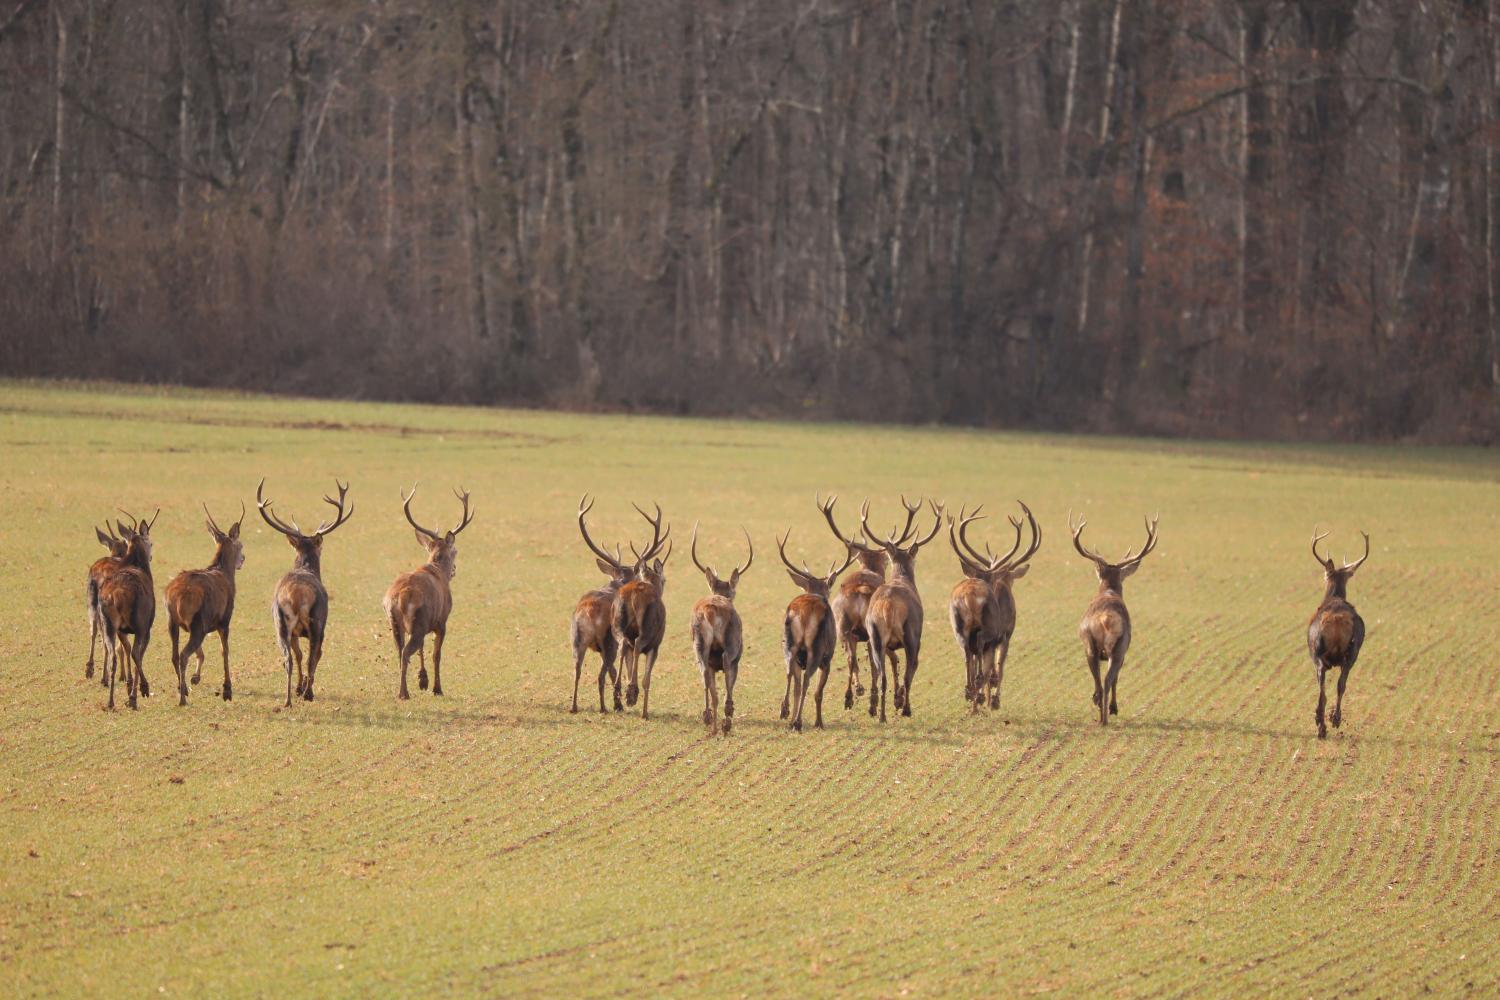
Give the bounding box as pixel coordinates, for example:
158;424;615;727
688;524;753;735
860;497;944;722
947;501;1041;712
1307;529;1369;739
164;503;247;704
570;495;634;714
611;503;671;718
816;494;890;709
1069;512;1159;726
85;522;129;684
776;530;853;732
384;485;475;699
256;478;354;707
98;510;158;710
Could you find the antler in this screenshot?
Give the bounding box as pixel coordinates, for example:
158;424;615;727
734;527;754;578
948;506;989;573
1118;514;1159;569
817;493;879;554
256;478;303;537
1069;510;1108;568
776;528;812;585
1311;528;1332;568
1342;531;1370;574
689;521;709;576
313;480;354;536
996;501;1042;571
577;495;626;572
203;502;224;538
909;498;945;549
628;502;670;567
960;506;1023;570
449;488;475;537
402;483;441;541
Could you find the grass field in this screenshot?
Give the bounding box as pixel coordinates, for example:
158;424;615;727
2;380;1498;997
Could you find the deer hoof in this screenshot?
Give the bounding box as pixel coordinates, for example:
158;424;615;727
791;720;802;732
432;686;443;696
844;690;854;710
100;675;109;688
570;705;579;715
779;701;789;720
626;684;639;707
702;710;714;727
989;694;1000;710
303;688;314;702
222;684;232;701
1330;710;1342;728
191;674;200;686
85;663;94;679
398;690;410;701
1109;703;1118;715
721;718;733;736
417;671;428;691
1317;725;1328;739
140;677;151;697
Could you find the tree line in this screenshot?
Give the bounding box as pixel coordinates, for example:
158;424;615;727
2;0;1497;442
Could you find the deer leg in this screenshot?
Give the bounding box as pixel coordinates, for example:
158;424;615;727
722;660;738;736
169;622;186;706
843;637;857;710
417;646;429;691
86;607;99;679
1086;648;1103;715
867;631;884;720
430;627;445;696
597;636;617;714
780;652;793;721
289;637;304;704
571;644;585;714
793;664;814;734
128;634;145;710
399;631;423;700
639;646;658;720
1331;664;1351;729
1101;650;1125;726
1314;662;1328;738
217;627;232;701
901;640;919;719
891;648;905;712
304;625;323;702
991;636;1010;711
702;669;719;731
105;626;120;710
813;662;830;729
283;633;296;709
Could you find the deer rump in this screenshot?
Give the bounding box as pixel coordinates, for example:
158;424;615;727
1082;603;1128;660
613;584;664;651
274;572;326;641
950;580;1005;656
691;598;739;672
784;597;835;670
1309;605;1363;666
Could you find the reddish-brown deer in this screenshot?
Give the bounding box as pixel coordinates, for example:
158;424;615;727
688;524;753;735
384;485;475;700
776;529;853;732
164;503;247;704
947;501;1041;711
570;495;635;714
98;510;158;710
85;522;129;684
861;497;945;722
1308;529;1369;739
816;493;890;709
1069;512;1159;726
256;478;354;708
611;503;671;718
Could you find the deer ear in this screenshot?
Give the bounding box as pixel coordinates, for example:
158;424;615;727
287;534;300;549
729;568;742;587
228;522;240;539
116;520;131;537
444;531;456;545
1119;561;1141;578
597;558;617;576
96;527;111;546
1009;563;1030;580
414;528;428;548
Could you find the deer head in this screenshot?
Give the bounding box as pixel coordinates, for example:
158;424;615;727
115;508;160;564
576;495;635;589
402;484;475;579
1069;512;1159;593
776;528;855;599
858;496;944;583
203;501;247;571
1311;528;1369;599
256;478;354;574
950;501;1041;588
690;523;753;599
817;493;889;576
628;502;672;592
95;522;128;558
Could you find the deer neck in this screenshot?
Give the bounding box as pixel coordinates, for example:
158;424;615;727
1322;576;1348;602
293;549;322;578
211;544;239;581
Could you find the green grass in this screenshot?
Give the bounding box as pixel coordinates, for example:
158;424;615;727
2;380;1498;997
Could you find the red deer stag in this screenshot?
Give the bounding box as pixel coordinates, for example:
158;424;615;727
1308;529;1369;739
384;485;475;700
816;493;890;709
947;502;1041;711
570;495;635;714
98;510;158;710
1069;512;1159;726
776;530;853;731
688;524;753;735
85;522;129;683
861;497;945;722
164;503;247;704
256;478;354;708
612;504;671;718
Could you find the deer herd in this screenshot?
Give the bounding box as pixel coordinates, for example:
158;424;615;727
82;487;1371;740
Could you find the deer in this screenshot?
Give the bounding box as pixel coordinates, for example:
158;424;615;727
255;478;354;708
98;510;158;710
384;485;475;700
688;524;753;735
860;497;944;722
570;495;636;714
947;501;1041;712
816;493;891;710
611;503;671;719
164;503;247;705
1069;512;1159;726
85;522;129;684
776;529;853;732
1308;529;1369;739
